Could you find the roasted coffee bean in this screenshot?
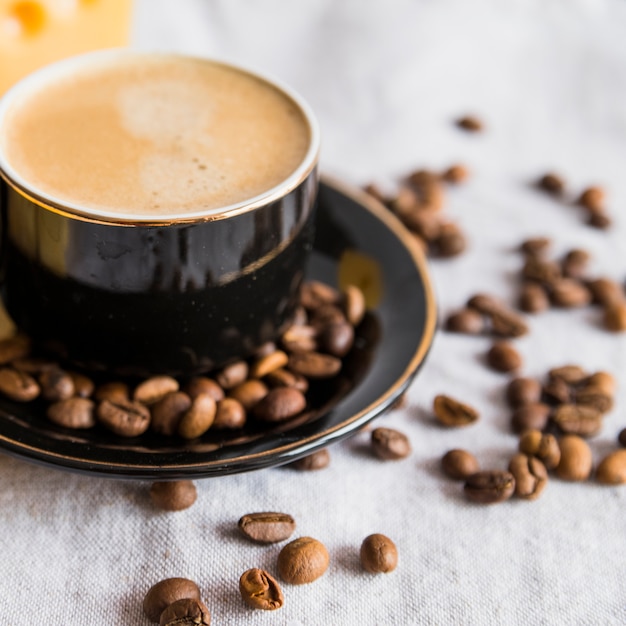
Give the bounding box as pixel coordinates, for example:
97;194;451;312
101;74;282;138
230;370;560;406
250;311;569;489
585;371;616;395
506;377;542;408
238;512;296;544
552;404;603;437
521;257;561;286
288;351;342;379
0;334;31;365
150;391;192;436
215;360;249;390
433;394;479;427
288;448;330;471
518;430;561;471
442;164;469;184
309;304;347;329
253;341;278;359
578;186;605;212
69;372;95;398
556;435;592;481
511;403;551;433
433;222;466;257
537;173;565;196
177;393;217;439
562;249;590;280
488;308;529;338
277;537;329;584
618;427;626;448
441;449;480;480
508;453;548;500
573;386;613;414
588;210;611;229
228;380;268;411
587;278;624;307
300;280;342;310
389;186;420;216
213;398;246;429
360;534;398;574
401;210;442;242
486;341;522;373
94;381;130;403
464;470;515;504
97;399;151;437
134;376;179;405
47;397;95;429
39;367;75;402
253;388;306;422
550;278;592;308
520;237;551;257
318;322;354;357
239;568;284;611
456;115;483;132
343;285;366;326
548;365;588;386
407;170;445;212
143;578;201;623
542;378;571;405
370;427;411;460
445;308;485;335
183;377;224;402
159;598;210;626
249;350;289;379
595;450;626;485
0;367;40;402
264;368;309;393
281;324;318;353
603;302;626;331
467;293;503;314
150;480;197;512
518;282;550;314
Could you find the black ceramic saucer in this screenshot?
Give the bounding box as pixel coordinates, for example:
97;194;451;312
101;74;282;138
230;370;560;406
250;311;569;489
0;176;437;479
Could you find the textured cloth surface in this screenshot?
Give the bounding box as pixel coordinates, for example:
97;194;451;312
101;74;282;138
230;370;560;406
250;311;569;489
2;1;626;623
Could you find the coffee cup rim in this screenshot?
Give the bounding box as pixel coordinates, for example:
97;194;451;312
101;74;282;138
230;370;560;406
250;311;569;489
0;49;321;225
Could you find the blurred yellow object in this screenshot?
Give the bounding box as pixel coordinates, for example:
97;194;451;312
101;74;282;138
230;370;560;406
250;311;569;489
0;0;132;93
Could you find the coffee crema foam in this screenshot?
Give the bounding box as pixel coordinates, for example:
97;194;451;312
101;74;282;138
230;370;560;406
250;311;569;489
1;56;311;217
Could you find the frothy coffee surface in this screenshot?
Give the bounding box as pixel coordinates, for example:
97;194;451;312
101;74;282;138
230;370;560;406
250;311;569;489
1;55;311;217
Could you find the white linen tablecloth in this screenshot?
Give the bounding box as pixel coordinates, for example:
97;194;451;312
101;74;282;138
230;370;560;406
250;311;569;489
2;1;626;623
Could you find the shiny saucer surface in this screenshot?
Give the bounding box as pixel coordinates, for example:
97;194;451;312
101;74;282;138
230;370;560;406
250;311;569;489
0;177;437;479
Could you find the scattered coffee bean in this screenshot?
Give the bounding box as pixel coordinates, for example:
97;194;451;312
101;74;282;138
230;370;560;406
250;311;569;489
548;365;588;386
618;428;626;448
537;173;565;196
433;394;479;427
253;387;307;422
508;453;548;500
239;568;284;611
277;537;329;584
159;598;211;626
550;278;591;308
441;449;480;480
401;210;442;243
39;367;75;402
149;480;197;512
518;282;550;313
0;367;40;402
46;397;95;429
486;341;522;373
542;377;571;405
585;371;616;395
183;377;224;402
467;293;528;337
177;393;217;439
603;302;626;332
506;377;542;408
573;386;613;414
456;115;483;132
143;578;201;623
595;450;626;485
360;533;398;573
288;448;330;471
587;277;624;307
464;470;515;504
134;376;179;405
69;372;95;398
556;435;592;481
228;380;268;411
370;427;412;460
441;164;469;184
97;399;151;437
511;403;551;433
578;186;605;213
588;210;611;230
562;249;590;280
213;398;246;429
407;169;445;212
551;404;603;437
520;237;551;257
238;512;296;544
215;360;249;390
518;430;561;471
521;256;561;286
150;391;192;436
433;222;467;257
445;308;485;335
249;350;289;379
287;351;342;379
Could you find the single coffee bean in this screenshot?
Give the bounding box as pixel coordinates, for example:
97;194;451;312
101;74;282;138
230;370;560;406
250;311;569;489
177;393;217;439
309;304;346;329
280;324;318;353
588;210;611;229
47;397;96;429
585;371;616;396
551;404;603;437
511;403;551;433
518;430;561;471
288;351;342;379
253;341;278;359
542;377;571;405
595;450;626;485
573;386;613;414
486;341;522;373
506;377;542;408
360;533;398;573
520;237;551;257
249;350;289;379
401;210;442;243
228;380;269;411
143;578;201;623
521;257;561;286
318;321;355;357
556;435;592;481
587;277;624;307
134;376;179;405
213;397;246;429
0;367;40;402
578;185;605;212
550;278;592;308
159;598;211;626
441;449;480;480
97;399;151;437
239;568;284;611
94;381;130;403
215;360;249;390
562;249;590;280
39;367;75;402
389;186;419;216
343;285;366;326
537;173;565;196
370;427;411;460
150;480;197;512
238;512;296;544
264;368;309;393
456;114;483;132
464;470;515;504
508;453;548;500
300;280;341;310
277;537;329;584
467;293;504;314
433;394;479;427
68;371;95;398
488;308;529;338
518;282;550;314
183;377;224;402
445;308;485;335
618;427;626;448
441;163;469;184
548;365;588;386
433;222;466;258
151;391;192;436
253;387;306;422
288;448;330;471
603;302;626;332
407;169;444;211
